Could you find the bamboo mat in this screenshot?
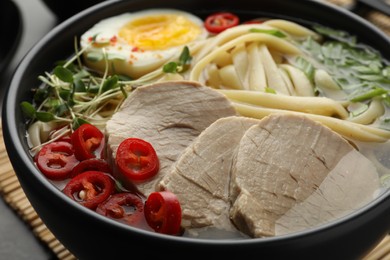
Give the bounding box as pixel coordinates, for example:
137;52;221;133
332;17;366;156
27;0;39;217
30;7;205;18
0;125;76;259
2;1;390;259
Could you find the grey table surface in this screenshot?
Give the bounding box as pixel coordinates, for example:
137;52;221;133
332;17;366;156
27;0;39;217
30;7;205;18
0;0;58;259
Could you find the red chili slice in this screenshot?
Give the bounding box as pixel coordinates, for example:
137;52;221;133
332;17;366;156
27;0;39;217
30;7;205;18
115;138;159;182
204;12;240;34
63;171;115;209
71;123;104;161
71;158;112;178
144;191;182;235
35;141;79;180
96;193;144;225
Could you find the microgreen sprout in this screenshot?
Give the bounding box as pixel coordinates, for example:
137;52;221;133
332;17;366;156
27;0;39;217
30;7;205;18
21;37;173;150
163;46;192;73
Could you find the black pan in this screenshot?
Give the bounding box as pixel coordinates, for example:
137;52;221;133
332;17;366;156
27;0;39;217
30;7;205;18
3;0;390;259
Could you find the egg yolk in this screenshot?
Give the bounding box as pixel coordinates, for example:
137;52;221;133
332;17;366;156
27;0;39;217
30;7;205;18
118;14;202;51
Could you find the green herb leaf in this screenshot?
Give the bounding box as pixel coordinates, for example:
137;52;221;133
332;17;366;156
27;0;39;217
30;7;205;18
87;85;99;94
179;46;192;65
163;46;192;74
55;60;76;72
118;74;133;81
102;75;119;92
72;117;89;130
35;111;55;122
53;66;74;83
55;103;69;117
25;39;130;142
163;62;178;73
59;89;71;100
33;87;49;104
74;79;86;92
46;98;61;109
20;101;36;119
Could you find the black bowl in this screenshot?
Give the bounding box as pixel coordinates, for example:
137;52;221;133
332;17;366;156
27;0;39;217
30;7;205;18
3;0;390;259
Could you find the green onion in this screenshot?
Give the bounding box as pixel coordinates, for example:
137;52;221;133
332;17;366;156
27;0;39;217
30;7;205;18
249;28;286;38
265;87;276;94
350;87;387;102
298;27;390;107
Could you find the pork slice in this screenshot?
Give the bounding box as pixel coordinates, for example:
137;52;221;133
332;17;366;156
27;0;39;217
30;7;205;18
158;116;260;235
229;113;379;238
275;149;379;235
105;80;237;196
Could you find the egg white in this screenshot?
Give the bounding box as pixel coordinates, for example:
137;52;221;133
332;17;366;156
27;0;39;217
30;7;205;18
80;9;208;79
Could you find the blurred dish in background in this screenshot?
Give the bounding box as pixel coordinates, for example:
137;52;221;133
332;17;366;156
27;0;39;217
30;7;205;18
0;0;22;80
40;0;107;21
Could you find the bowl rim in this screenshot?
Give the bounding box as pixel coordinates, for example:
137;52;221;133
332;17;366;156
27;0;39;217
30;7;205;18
3;0;390;246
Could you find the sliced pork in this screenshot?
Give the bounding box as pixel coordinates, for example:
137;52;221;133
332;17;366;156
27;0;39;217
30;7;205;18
275;149;379;235
105;80;237;196
229;114;379;238
158;116;259;235
158;112;379;238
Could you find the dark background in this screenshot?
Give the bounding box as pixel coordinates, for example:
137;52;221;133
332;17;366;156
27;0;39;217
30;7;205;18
0;0;58;259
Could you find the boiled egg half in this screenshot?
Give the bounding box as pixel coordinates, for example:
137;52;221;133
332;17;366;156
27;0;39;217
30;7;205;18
80;9;208;79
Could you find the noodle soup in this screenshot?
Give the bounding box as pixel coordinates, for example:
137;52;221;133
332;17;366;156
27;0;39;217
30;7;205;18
21;9;390;239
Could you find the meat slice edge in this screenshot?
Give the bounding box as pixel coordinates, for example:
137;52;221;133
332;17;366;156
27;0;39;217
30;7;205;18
275;149;379;235
158;116;260;236
105;80;237;196
230;113;379;238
